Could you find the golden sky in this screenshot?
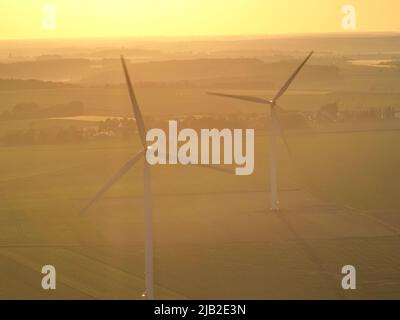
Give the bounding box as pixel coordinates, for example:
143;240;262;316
1;0;399;40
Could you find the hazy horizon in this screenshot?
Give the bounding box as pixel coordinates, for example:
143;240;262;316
2;31;400;43
2;0;400;40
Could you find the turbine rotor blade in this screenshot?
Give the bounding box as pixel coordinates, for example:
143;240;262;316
272;51;314;102
207;92;272;105
121;56;147;147
81;149;145;214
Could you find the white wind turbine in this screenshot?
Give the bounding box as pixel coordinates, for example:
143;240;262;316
82;55;231;300
208;51;313;211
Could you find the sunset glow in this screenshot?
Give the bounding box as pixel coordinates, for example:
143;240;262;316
1;0;400;40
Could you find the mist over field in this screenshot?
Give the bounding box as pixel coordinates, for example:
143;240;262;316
1;32;400;300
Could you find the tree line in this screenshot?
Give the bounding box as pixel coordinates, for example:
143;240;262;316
0;101;84;120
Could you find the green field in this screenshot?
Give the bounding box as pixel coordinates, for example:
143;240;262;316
1;131;400;299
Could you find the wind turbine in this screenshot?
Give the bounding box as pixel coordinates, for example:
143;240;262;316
82;56;232;300
208;51;313;211
81;56;155;299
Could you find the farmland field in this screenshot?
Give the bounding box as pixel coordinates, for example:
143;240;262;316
1;32;400;301
1;132;400;299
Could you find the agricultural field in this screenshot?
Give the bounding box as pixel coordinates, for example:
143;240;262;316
1;131;400;299
1;33;400;300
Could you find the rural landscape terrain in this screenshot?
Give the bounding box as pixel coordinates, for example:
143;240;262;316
1;33;400;299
